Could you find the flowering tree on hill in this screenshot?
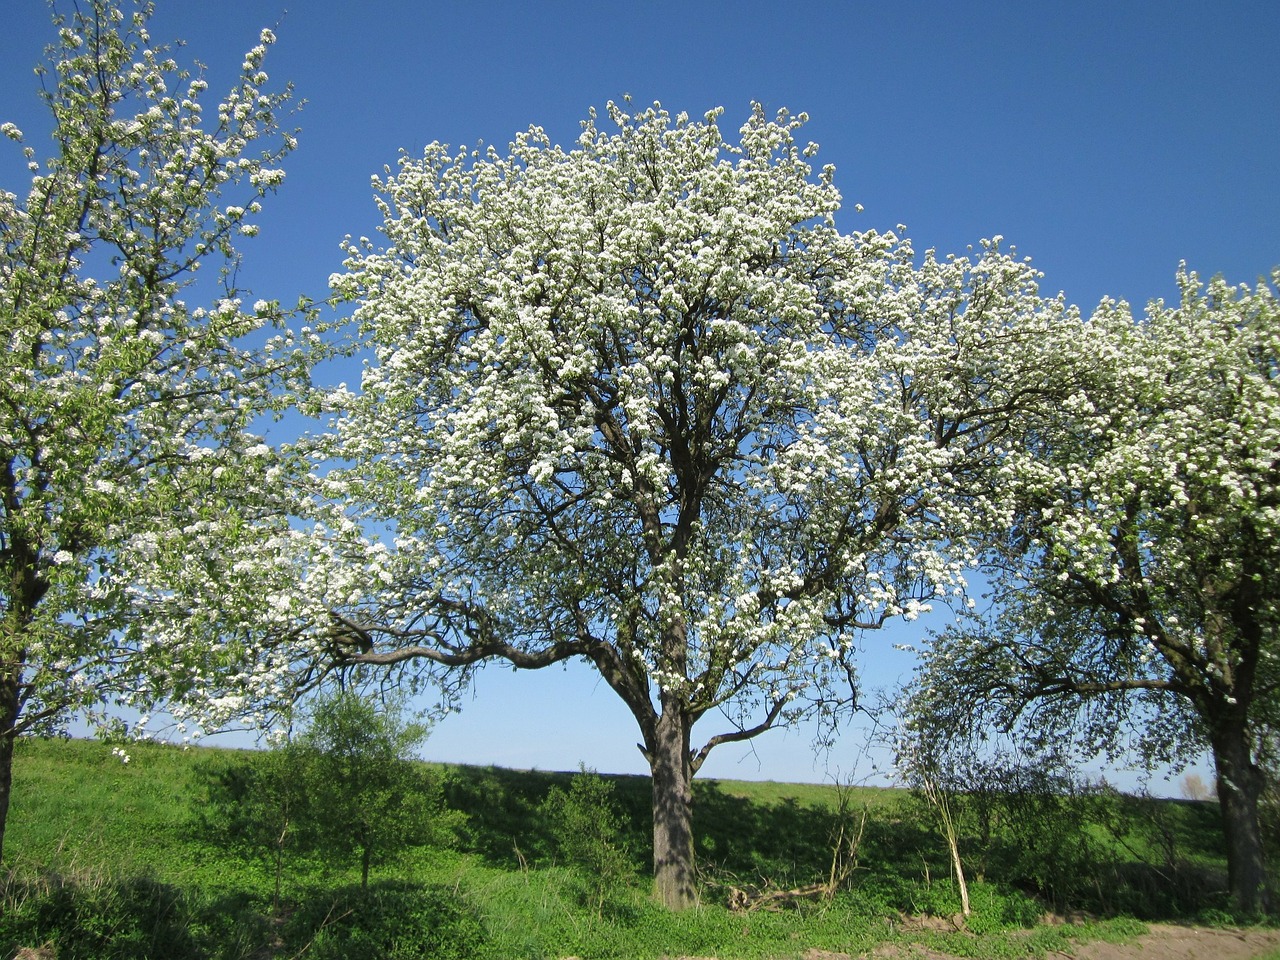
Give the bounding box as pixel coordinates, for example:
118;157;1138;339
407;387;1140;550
910;268;1280;913
309;100;1082;908
0;0;311;862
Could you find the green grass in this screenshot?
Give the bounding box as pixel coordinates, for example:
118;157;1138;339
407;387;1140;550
0;736;1259;959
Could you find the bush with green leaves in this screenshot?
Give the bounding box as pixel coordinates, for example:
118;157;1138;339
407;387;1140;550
198;690;460;898
972;763;1116;911
540;768;638;913
893;737;1120;915
282;880;491;960
197;745;306;912
295;690;459;890
0;870;203;960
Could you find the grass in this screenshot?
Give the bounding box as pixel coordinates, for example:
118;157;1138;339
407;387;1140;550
0;736;1261;959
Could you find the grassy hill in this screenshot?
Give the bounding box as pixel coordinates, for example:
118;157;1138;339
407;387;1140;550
0;736;1249;959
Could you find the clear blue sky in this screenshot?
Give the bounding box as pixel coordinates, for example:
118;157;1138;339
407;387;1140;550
3;1;1276;788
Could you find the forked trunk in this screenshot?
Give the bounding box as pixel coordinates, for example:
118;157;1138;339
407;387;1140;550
649;708;696;910
1211;724;1270;914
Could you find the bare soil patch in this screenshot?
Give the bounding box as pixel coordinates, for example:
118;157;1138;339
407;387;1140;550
626;923;1280;960
1070;923;1280;960
852;922;1280;960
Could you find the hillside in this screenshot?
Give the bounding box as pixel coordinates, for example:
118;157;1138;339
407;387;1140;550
0;736;1261;960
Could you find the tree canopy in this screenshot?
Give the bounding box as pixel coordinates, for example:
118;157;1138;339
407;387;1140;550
0;0;310;860
292;100;1081;907
910;267;1280;912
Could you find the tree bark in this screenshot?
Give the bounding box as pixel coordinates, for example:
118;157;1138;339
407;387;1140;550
0;670;21;868
1210;723;1270;914
649;707;696;911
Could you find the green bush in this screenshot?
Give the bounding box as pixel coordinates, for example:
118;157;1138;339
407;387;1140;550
539;768;638;914
963;882;1043;934
295;691;451;890
913;754;1115;913
195;745;306;912
0;870;203;960
196;691;463;902
283;880;491;960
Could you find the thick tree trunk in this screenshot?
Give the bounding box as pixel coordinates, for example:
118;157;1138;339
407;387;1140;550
1210;725;1270;914
650;708;696;910
0;672;20;868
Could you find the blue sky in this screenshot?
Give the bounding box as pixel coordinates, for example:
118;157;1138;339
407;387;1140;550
3;1;1276;788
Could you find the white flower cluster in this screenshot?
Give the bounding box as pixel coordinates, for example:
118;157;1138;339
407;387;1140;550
908;264;1280;791
0;0;308;751
298;100;1098;764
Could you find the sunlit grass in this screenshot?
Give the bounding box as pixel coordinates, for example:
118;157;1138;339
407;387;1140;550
0;736;1259;960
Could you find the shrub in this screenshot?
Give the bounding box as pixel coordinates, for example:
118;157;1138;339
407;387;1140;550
540;768;638;914
0;869;203;960
196;691;462;900
283;880;490;960
963;882;1043;934
295;691;441;890
195;745;306;912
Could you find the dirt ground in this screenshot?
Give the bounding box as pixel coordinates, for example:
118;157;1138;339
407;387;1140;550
664;923;1280;960
854;922;1280;960
1056;923;1280;960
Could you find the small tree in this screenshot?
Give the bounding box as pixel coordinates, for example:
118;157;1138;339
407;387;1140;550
199;744;307;914
296;690;445;890
0;0;310;863
540;767;637;915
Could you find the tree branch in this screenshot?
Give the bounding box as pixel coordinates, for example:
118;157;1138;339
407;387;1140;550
689;693;791;775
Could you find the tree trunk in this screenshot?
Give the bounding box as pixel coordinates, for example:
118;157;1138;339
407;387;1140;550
649;708;696;910
0;671;20;868
1210;724;1270;914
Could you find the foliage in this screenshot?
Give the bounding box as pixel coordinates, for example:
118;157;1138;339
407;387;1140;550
196;743;305;911
281;880;492;960
275;95;1084;907
0;854;275;960
960;758;1116;911
200;692;455;897
292;690;454;889
889;726;1239;919
0;868;202;960
910;267;1280;911
0;0;311;735
539;767;638;914
959;882;1043;935
0;0;325;867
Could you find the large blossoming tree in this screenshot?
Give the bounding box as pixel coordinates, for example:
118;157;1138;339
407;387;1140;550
314;100;1078;908
0;0;311;862
911;269;1280;913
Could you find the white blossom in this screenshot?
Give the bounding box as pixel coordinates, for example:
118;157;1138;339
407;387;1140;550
304;100;1078;909
0;0;309;802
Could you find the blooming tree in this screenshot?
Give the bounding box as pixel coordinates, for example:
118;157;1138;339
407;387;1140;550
0;0;311;861
910;268;1280;913
313;100;1077;908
